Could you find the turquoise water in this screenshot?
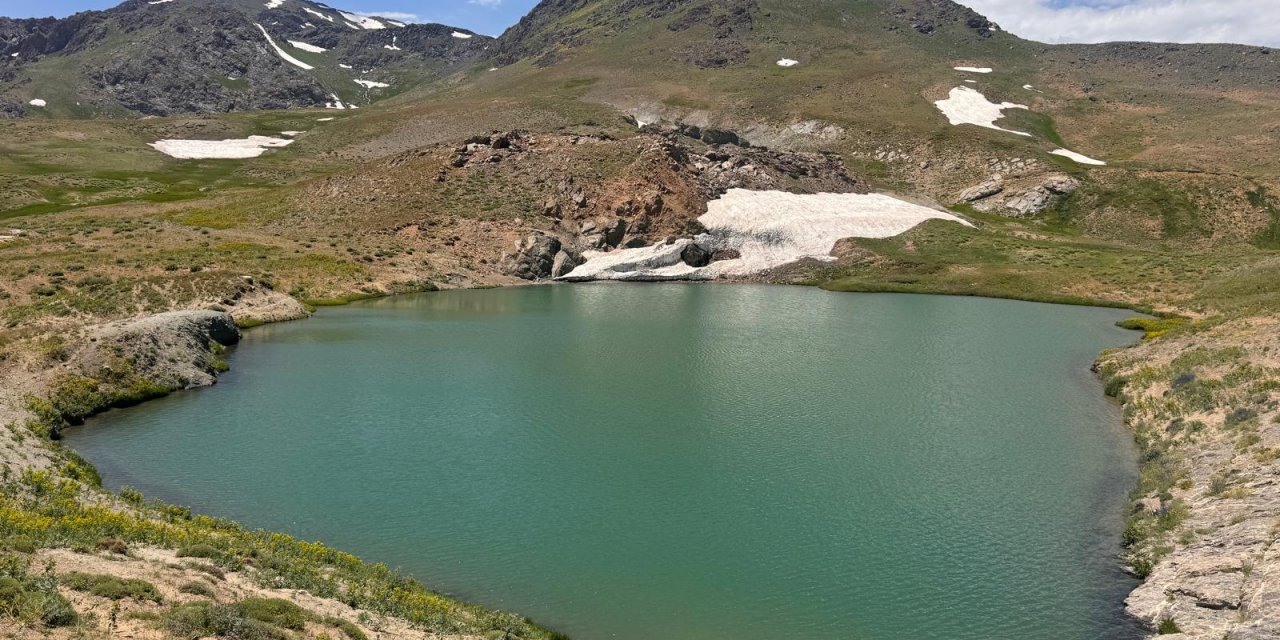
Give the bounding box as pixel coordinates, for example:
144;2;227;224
66;285;1143;639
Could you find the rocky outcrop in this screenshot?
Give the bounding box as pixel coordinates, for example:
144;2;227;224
958;176;1003;202
503;233;562;280
957;173;1079;216
1005;175;1079;215
1096;315;1280;638
85;310;241;390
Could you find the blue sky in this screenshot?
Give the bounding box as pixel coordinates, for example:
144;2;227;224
1;0;1276;45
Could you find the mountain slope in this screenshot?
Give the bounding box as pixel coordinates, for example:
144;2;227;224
0;0;490;117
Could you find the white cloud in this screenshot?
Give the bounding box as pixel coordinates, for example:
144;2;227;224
964;0;1280;48
350;11;421;23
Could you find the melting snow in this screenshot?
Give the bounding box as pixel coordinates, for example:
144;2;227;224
954;66;993;73
340;13;385;29
28;99;46;107
354;79;390;88
451;31;473;39
777;58;799;67
303;7;333;22
264;0;284;8
254;23;313;70
149;136;294;159
1050;149;1107;166
561;190;970;281
288;40;326;53
934;86;1029;136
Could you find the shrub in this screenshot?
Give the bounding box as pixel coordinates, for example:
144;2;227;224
179;581;216;599
236;597;308;630
165;602;286;640
61;572;162;603
96;537;128;555
177;543;224;561
1157;618;1182;634
324;616;369;640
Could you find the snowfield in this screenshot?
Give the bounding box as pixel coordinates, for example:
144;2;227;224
254;24;313;70
149;136;294;160
934;86;1029;136
340;13;386;29
288;40;326;53
1050;149;1107;166
561;190;971;281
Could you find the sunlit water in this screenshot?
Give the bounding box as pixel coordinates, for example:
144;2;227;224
67;285;1144;639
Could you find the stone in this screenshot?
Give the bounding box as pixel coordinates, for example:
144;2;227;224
503;233;561;280
958;176;1004;202
550;250;582;279
681;242;711;267
604;218;628;248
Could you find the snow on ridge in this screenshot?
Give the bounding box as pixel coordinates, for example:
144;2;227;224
149;136;294;160
777;58;799;67
254;23;313;70
288;40;326;53
354;79;390;88
451;31;473;39
934;86;1029;136
340;12;385;29
147;0;174;4
28;99;46;107
303;7;333;22
561;190;971;281
1050;149;1107;166
954;66;993;73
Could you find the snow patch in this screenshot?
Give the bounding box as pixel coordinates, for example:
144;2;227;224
340;13;385;29
954;66;993;73
933;86;1029;136
1050;148;1107;166
303;7;333;22
147;0;173;4
386;20;405;27
316;117;335;121
384;36;400;51
28;99;46;107
325;94;347;109
288;40;326;53
254;23;313;70
339;64;353;69
264;0;284;8
149;136;294;160
280;131;302;137
776;58;799;67
562;190;970;281
451;31;473;39
354;79;389;89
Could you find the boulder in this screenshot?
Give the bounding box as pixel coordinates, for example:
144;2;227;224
550;250;583;279
604;218;628;248
504;233;562;280
958;176;1004;202
681;242;711;267
701;128;740;146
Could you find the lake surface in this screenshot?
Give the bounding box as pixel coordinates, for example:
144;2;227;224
67;285;1144;640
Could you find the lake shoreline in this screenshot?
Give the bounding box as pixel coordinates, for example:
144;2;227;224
8;280;1258;639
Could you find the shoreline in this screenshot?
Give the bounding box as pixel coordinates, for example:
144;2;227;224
45;281;1160;638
